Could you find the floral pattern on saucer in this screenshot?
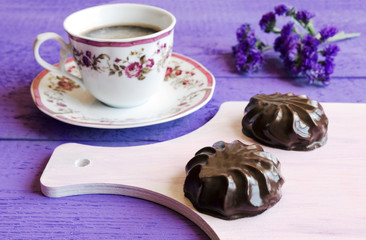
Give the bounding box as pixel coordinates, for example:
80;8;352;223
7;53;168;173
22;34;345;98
31;53;215;128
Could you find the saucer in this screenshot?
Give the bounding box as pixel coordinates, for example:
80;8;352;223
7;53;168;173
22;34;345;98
31;53;215;128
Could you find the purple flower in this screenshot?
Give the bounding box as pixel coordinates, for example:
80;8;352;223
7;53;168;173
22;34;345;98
304;57;335;85
233;24;264;72
233;5;352;85
274;22;299;63
324;58;335;75
236;24;256;47
299;36;339;84
299;35;320;76
274;22;296;52
234;48;263;72
286;38;301;62
236;23;248;41
281;22;294;37
322;44;340;58
321;44;339;79
274;4;289;15
234;50;248;72
302;34;319;51
82;56;91;67
259;12;276;32
125;62;143;78
86;51;92;58
273;28;337;84
305;62;327;84
301;35;319;63
247;48;264;71
319;26;338;41
282;38;301;74
295;10;315;24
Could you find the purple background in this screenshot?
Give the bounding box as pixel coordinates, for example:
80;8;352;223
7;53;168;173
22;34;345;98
1;0;365;239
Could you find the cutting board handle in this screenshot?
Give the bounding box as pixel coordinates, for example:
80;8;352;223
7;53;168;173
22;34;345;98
40;142;220;239
40;102;246;239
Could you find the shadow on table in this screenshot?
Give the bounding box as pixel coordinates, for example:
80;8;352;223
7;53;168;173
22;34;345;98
32;155;52;195
7;80;215;146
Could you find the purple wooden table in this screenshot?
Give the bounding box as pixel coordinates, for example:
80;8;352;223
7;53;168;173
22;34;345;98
1;0;365;239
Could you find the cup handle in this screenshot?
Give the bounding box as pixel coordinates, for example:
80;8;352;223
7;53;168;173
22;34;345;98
33;32;86;90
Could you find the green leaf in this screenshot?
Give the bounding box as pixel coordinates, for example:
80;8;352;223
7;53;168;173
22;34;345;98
141;67;151;74
113;64;119;70
138;75;145;80
326;31;361;42
118;71;122;77
99;54;110;60
140;55;146;64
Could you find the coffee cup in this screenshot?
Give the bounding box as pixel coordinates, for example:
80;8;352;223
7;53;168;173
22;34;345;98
33;3;176;108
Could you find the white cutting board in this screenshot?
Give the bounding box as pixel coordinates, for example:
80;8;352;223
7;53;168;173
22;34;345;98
40;101;366;240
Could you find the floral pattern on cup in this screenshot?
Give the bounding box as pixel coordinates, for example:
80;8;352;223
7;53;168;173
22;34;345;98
72;42;172;80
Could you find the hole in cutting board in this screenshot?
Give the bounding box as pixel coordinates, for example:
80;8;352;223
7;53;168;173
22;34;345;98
75;158;91;167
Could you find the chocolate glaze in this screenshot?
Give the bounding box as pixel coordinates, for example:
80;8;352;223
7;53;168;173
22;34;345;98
242;93;328;151
184;140;284;220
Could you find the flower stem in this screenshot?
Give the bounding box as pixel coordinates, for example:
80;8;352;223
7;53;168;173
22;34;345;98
262;46;274;51
293;26;302;37
272;28;282;34
306;21;316;36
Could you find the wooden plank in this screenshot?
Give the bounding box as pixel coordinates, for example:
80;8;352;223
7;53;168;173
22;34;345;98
41;102;366;240
1;76;366;140
0;140;209;239
1;0;366;78
1;0;366;239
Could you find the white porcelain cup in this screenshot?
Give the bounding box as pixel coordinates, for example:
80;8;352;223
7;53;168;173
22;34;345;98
34;3;176;108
